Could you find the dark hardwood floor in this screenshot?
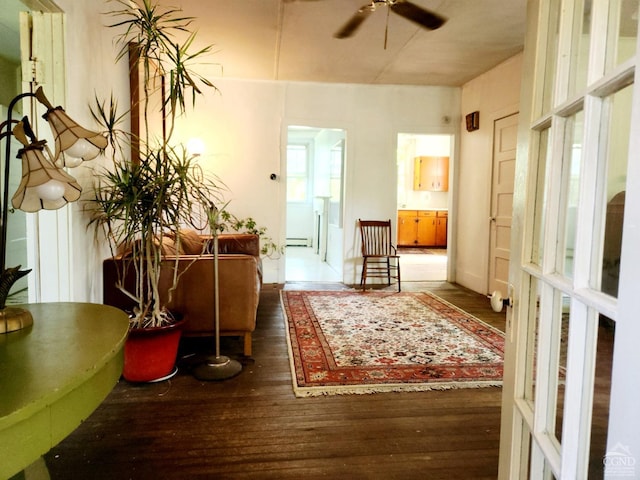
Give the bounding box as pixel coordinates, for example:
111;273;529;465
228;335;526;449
44;281;506;480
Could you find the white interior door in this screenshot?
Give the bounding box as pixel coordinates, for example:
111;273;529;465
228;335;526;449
489;113;518;296
499;0;640;478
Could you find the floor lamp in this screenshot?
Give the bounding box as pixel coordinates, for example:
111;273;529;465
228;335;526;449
193;223;242;380
0;87;106;334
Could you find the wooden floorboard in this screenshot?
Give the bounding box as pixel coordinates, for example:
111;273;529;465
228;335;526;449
44;281;506;479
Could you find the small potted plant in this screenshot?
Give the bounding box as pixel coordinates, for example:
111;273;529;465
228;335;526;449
89;0;223;381
215;210;284;258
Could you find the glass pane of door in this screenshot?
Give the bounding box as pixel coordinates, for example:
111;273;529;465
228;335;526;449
531;128;551;266
568;0;593;97
554;294;571;443
524;276;542;404
588;314;615;477
561;110;584;278
542;0;562;112
598;84;632;297
605;0;639;71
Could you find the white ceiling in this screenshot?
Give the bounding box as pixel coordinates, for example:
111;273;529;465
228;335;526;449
0;0;527;87
181;0;527;86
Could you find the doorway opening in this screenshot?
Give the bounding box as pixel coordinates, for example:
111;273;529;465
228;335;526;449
396;133;451;282
284;125;345;282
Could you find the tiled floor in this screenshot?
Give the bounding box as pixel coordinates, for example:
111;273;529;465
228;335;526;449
285;247;341;282
399;249;448;281
285;246;447;283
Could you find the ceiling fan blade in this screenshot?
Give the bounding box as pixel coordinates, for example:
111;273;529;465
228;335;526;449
334;5;374;39
390;1;447;30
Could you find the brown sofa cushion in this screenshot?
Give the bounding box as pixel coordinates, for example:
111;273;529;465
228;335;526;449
216;234;260;257
116;235;186;256
160;236;184;255
175;229;205;255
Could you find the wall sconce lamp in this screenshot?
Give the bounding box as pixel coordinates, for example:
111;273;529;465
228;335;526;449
0;87;107;334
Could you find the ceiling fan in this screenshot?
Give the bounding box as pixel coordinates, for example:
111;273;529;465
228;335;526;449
334;0;447;40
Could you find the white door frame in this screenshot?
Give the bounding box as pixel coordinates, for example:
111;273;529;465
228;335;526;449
280;121;347;284
19;6;72;302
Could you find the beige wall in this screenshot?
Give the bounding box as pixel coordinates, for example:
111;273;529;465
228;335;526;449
456;53;523;294
54;0;129;302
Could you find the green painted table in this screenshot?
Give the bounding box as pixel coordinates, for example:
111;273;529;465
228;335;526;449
0;303;129;479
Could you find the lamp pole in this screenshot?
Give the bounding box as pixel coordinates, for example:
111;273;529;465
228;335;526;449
193;207;243;380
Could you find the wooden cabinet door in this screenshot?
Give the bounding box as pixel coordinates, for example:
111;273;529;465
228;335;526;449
433;157;449;192
435;214;448;247
417;211;436;246
414;156;449;192
397;211;418;246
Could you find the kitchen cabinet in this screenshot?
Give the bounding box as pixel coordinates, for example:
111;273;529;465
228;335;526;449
397;210;420;246
397;210;447;247
435;211;448;246
413;156;449;191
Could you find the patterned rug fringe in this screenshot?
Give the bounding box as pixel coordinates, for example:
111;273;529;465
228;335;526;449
281;290;504;398
291;381;503;397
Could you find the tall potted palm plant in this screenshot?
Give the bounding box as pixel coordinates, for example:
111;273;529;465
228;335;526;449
89;0;223;382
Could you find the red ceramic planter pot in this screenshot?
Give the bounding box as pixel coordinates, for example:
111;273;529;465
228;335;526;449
123;318;185;382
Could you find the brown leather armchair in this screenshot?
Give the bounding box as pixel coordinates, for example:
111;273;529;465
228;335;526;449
103;232;262;356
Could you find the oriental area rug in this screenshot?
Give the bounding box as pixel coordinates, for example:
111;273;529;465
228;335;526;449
281;290;505;397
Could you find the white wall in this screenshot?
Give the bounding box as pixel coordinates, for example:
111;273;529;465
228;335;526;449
171;79;460;284
55;2;525;299
457;53;523;294
55;0;129;302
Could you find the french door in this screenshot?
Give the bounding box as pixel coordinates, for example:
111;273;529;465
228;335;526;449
500;0;640;478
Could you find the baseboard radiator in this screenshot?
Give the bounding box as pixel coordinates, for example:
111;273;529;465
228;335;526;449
286;237;311;247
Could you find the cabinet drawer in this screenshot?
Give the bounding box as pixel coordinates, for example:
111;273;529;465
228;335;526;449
437;210;448;217
398;210;418;218
418;210;436;218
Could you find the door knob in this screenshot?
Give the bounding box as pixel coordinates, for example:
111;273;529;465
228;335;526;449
489;290;511;312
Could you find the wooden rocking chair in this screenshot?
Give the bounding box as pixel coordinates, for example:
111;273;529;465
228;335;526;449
358;219;401;291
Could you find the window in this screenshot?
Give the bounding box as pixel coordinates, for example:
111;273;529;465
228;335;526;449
286;144;309;202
